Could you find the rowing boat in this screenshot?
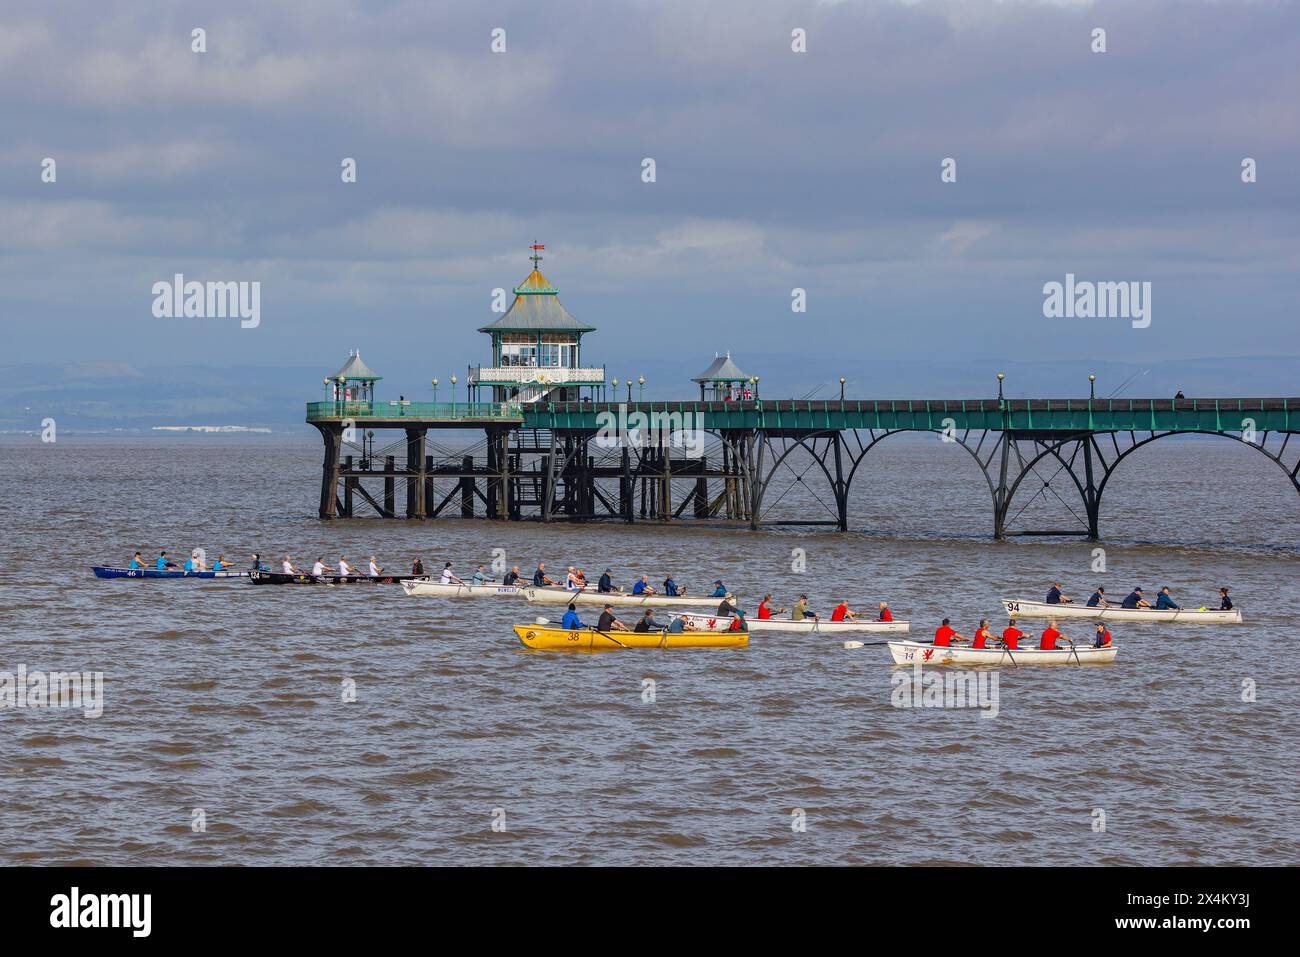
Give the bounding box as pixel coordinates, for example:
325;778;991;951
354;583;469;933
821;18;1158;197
513;624;748;650
522;586;733;609
1001;598;1242;624
401;579;526;598
887;639;1117;665
93;566;247;580
248;570;419;585
672;611;909;634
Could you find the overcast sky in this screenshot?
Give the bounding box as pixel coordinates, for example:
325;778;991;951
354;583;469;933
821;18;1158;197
2;0;1297;386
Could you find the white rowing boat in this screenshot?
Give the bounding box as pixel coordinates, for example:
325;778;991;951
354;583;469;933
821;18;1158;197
887;639;1117;665
401;579;526;598
673;611;909;634
522;586;732;609
1001;598;1242;624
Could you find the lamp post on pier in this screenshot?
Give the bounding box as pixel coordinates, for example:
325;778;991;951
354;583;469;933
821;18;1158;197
839;376;846;400
638;376;645;402
432;378;439;404
450;375;458;415
611;378;619;405
1089;374;1096;400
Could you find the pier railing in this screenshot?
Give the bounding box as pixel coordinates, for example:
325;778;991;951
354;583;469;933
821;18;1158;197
306;400;523;422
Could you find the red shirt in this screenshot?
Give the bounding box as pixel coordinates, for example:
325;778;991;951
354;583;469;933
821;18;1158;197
757;600;772;620
831;603;849;622
878;607;893;622
1096;629;1112;647
934;625;957;647
1002;626;1022;650
1040;627;1061;650
729;617;744;631
972;627;990;649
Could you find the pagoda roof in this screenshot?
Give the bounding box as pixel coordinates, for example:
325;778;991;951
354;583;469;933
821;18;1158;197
329;350;382;381
693;352;750;382
478;269;596;334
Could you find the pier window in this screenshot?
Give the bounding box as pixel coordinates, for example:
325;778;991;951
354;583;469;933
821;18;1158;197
540;334;577;368
499;333;538;367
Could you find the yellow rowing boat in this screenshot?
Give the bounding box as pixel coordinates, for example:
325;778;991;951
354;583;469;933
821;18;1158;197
513;624;748;650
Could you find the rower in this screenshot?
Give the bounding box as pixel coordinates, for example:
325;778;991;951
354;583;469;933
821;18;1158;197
473;565;496;585
972;619;993;649
633;610;660;633
1046;581;1071;604
709;580;729;598
412;558;426;577
1093;622;1113;648
877;601;893;622
502;565;520;585
933;618;967;646
598;568;615;593
830;601;856;622
183;553;196;573
311;557;330;577
1086;586;1108;607
533;563;555;587
368;556;383;577
1001;619;1023;650
717;594;737;617
561;602;584;630
213;555;227;571
1155;586;1180;610
281;555;297;575
791;594;817;622
440;562;464;585
129;552;144;569
565;566;581;590
1219;587;1232;610
663;575;684;597
757;594;786;620
666;615;693;633
1121;587;1151;609
597;604;629;632
632;576;656;596
156;551;178;571
1039;620;1067;650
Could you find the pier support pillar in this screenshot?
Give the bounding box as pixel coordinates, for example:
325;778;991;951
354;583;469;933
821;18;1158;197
405;429;426;519
315;424;342;519
384;455;396;516
461;455;475;518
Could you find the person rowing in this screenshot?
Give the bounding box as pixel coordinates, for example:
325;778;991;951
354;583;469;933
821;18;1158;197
972;619;994;649
473;564;496;585
632;575;656;596
933;618;968;646
662;575;685;597
502;565;520;585
338;556;357;577
440;562;464;585
757;595;786;620
1093;622;1113;648
565;566;582;590
281;555;299;575
1039;619;1071;650
1121;587;1151;609
128;552;145;569
1046;581;1071;604
830;601;857;622
1001;619;1023;650
633;610;661;633
1086;586;1109;608
156;551;179;571
1155;586;1180;610
877;601;893;622
717;594;737;617
666;615;697;633
561;602;584;630
597;604;629;632
212;555;228;571
533;563;556;587
709;580;728;598
791;594;817;622
368;556;384;577
311;556;333;577
597;568;615;593
1219;587;1233;610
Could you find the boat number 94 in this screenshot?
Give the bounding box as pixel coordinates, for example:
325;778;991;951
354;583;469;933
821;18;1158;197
1005;601;1020;612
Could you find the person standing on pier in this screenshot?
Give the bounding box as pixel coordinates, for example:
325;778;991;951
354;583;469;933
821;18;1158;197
533;564;556;587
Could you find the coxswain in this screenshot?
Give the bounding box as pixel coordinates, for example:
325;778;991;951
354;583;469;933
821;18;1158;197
251;553;266;572
597;604;629;632
933;618;967;646
717;594;737;617
473;564;495;585
1155;586;1180;610
368;556;383;577
757;595;786;620
1001;619;1023;650
412;557;425;577
502;565;520;585
440;562;464;585
729;608;748;632
1039;620;1066;650
632;575;656;596
597;568;615;593
1219;587;1232;611
533;563;555;587
1121;587;1151;609
830;601;856;622
634;610;660;633
1046;582;1071;604
972;619;994;649
877;601;893;622
128;552;144;569
561;602;584;630
1086;586;1108;607
1093;622;1113;648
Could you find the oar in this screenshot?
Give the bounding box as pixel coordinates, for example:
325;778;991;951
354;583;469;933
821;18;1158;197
594;629;628;648
1065;637;1081;664
842;640;896;649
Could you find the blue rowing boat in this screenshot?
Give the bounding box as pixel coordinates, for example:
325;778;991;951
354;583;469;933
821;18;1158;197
92;566;249;580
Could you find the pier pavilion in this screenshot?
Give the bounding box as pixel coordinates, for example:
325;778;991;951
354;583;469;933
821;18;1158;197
307;249;1300;538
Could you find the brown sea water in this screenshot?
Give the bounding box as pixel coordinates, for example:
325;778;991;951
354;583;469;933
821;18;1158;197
1;434;1297;865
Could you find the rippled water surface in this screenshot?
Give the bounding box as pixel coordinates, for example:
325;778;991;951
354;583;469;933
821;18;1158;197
2;436;1297;865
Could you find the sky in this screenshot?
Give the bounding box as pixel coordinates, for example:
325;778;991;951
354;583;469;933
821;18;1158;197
2;0;1298;395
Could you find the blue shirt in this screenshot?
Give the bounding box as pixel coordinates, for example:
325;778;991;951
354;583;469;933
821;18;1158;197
1046;586;1062;604
129;558;142;569
184;559;194;572
710;586;727;598
156;557;169;570
1121;591;1141;609
664;578;680;596
1087;591;1103;607
213;560;224;570
598;573;613;593
633;580;648;594
561;610;582;629
1156;592;1179;609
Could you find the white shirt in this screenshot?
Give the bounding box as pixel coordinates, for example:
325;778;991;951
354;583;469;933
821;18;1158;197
282;560;294;574
339;560;353;576
312;561;325;576
368;561;380;576
441;569;455;584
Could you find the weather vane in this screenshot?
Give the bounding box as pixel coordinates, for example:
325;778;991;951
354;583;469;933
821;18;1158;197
529;241;545;269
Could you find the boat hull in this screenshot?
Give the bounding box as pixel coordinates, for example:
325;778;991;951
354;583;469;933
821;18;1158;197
1002;598;1241;624
887;639;1117;665
523;587;731;609
401;580;526;598
249;570;418;585
93;566;247;580
674;612;908;634
513;624;748;650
